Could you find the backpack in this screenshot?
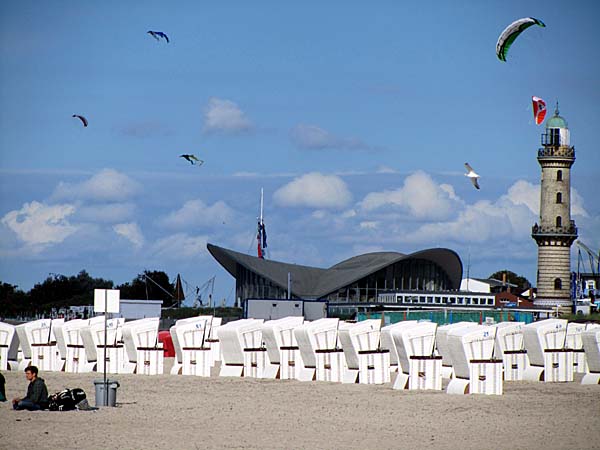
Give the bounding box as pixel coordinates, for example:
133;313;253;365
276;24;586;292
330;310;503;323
48;388;87;411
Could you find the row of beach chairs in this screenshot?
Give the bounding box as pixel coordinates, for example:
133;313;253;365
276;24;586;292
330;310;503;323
1;317;599;395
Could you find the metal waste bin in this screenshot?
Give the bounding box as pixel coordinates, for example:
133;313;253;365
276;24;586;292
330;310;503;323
94;379;120;407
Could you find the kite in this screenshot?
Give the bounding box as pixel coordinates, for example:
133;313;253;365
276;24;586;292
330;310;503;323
72;114;88;127
180;154;204;166
147;31;169;43
532;96;547;125
464;163;480;190
496;17;545;62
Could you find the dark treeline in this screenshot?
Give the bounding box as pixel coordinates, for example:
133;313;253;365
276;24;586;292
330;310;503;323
0;270;178;317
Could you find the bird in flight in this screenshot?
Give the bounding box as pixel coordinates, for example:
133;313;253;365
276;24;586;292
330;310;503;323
464;163;480;190
72;114;88;127
147;31;169;43
180;154;204;166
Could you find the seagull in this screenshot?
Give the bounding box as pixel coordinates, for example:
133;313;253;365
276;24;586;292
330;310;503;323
147;31;169;43
180;154;204;166
464;163;480;190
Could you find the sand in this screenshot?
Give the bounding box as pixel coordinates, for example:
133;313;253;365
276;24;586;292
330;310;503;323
1;359;599;450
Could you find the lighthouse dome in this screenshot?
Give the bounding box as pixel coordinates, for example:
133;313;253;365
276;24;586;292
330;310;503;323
546;105;568;129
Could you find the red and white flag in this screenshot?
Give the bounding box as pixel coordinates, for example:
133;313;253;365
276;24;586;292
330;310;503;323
532;96;547;125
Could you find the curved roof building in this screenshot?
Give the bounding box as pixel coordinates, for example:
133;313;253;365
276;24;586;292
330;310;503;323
207;243;463;303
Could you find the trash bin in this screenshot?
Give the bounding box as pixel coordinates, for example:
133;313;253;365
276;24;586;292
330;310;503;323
94;379;120;407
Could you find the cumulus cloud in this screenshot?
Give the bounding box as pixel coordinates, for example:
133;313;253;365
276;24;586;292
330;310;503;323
113;222;144;248
274;172;353;209
52;169;141;202
1;201;78;248
359;171;461;221
159;199;234;229
290;124;374;151
150;233;208;259
203;97;252;133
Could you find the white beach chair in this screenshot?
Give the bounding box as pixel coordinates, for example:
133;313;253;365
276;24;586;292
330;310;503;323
392;321;440;390
581;325;600;385
380;321;418;374
338;320;388;384
0;322;19;370
294;318;340;382
17;319;58;371
522;319;571;382
62;319;97;373
217;319;265;377
566;322;587;374
81;316;124;374
169;316;213;375
446;325;502;395
435;322;479;378
261;316;305;379
206;317;222;367
494;322;527;381
121;317;163;375
52;319;68;371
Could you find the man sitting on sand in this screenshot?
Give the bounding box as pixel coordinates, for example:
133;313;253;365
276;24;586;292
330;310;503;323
13;365;49;411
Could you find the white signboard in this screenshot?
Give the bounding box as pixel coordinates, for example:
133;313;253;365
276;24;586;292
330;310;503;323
94;289;120;313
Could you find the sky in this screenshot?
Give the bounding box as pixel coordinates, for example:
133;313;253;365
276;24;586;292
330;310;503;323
1;0;599;305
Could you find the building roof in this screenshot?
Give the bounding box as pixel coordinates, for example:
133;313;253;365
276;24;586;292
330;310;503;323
546;105;568;129
207;243;463;299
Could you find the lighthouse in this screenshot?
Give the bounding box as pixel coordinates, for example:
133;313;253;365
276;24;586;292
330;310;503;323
531;104;578;307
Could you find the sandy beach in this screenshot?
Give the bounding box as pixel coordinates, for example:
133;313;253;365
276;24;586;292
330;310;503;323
1;359;599;450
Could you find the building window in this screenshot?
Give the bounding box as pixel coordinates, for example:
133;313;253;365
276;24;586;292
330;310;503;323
556;192;562;204
556;216;562;227
557;170;563;181
554;278;562;290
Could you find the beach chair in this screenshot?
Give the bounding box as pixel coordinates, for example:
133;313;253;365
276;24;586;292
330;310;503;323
494;322;527;381
206;317;222;367
17;319;59;371
52;319;68;371
566;322;587;374
446;325;502;395
63;319;97;373
338;320;389;384
0;322;19;370
261;316;305;379
435;322;479;378
121;317;163;375
522;319;571;382
581;325;600;385
217;319;265;377
310;318;346;383
392;321;440;390
380;321;418;374
293;318;339;382
81;316;125;374
169;316;213;375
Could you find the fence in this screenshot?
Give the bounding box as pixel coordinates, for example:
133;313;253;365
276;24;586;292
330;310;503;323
357;309;534;326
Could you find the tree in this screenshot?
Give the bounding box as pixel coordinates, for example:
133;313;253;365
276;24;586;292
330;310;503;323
488;270;531;292
117;270;175;306
0;282;29;318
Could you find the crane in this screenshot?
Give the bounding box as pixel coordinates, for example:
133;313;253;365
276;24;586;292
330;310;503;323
193;276;216;308
575;240;599;301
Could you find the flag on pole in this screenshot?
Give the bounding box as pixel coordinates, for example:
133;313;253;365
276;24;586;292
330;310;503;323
532;96;547;125
257;219;264;259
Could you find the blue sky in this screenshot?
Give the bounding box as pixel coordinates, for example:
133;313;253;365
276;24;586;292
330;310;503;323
1;1;599;304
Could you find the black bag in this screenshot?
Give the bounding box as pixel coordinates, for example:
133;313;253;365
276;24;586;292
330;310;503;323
48;388;87;411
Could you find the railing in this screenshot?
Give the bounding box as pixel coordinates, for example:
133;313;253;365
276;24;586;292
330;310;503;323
531;221;578;237
538;146;575;158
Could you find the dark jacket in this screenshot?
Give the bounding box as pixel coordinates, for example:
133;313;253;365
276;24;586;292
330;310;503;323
26;377;49;408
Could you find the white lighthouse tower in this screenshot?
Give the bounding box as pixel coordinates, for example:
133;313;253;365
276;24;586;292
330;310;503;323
531;104;577;308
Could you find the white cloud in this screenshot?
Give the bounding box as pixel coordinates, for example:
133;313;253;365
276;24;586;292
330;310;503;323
113;222;144;248
273;172;353;209
502;180;539;215
203;97;252;133
52;169;141;202
159;199;234;229
1;201;78;248
359;171;461;221
150;233;208;259
571;189;589;218
290;124;373;151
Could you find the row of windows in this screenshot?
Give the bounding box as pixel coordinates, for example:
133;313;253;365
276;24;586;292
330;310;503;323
378;293;495;306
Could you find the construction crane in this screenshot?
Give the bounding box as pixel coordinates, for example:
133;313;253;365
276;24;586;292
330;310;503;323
193;276;216;308
575;240;599;300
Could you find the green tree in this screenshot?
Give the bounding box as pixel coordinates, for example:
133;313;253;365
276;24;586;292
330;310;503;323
0;282;30;317
117;270;175;306
488;270;531;292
